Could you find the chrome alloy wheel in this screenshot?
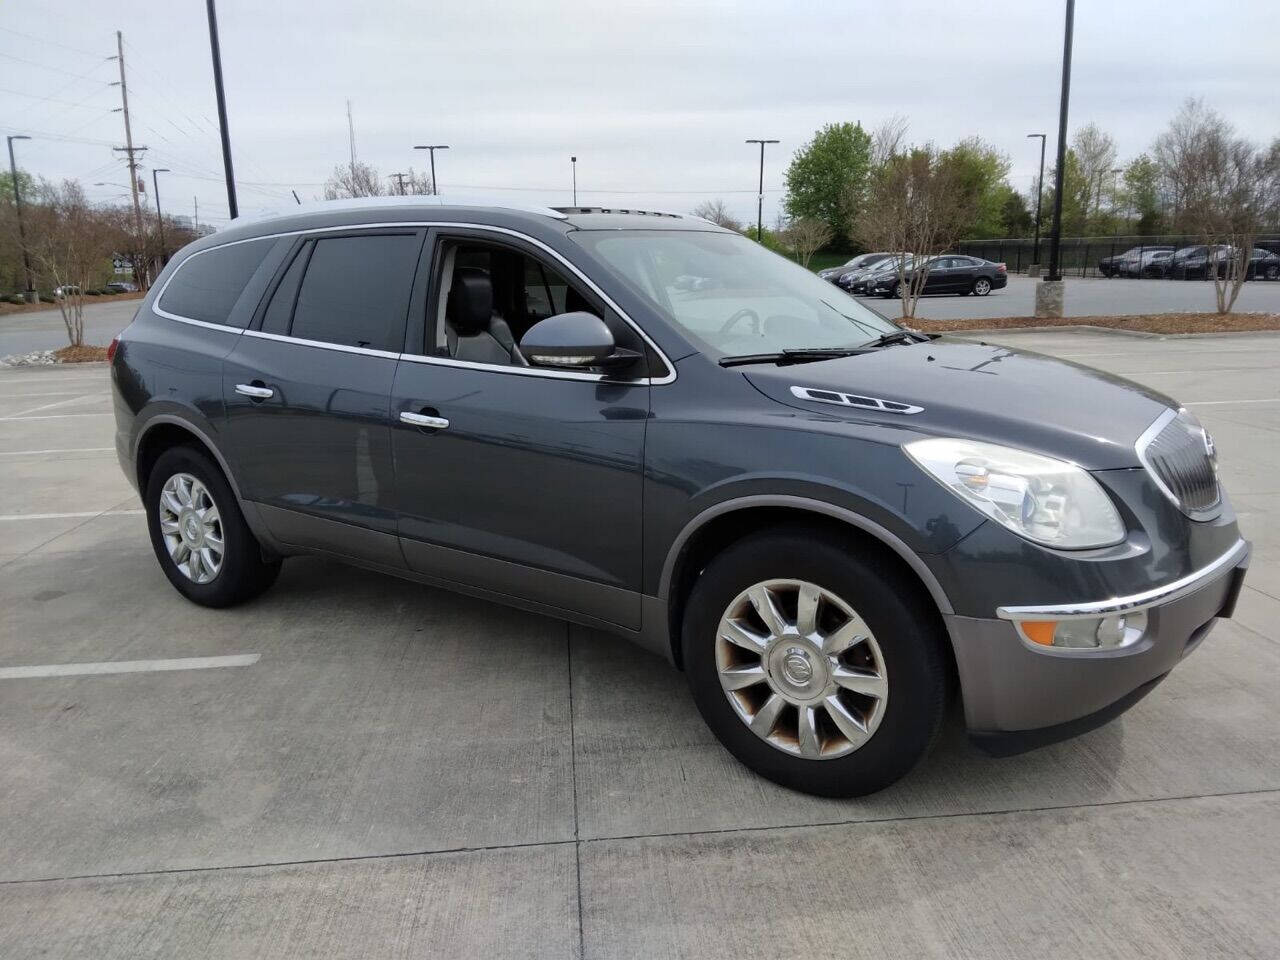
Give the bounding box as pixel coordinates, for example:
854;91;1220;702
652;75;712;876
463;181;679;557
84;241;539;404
715;579;888;759
158;472;224;584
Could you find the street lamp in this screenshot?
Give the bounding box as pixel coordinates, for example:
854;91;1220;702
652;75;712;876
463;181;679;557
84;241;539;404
413;144;449;195
152;168;171;266
1039;0;1076;321
1026;133;1047;272
745;138;779;242
6;134;36;300
570;155;577;206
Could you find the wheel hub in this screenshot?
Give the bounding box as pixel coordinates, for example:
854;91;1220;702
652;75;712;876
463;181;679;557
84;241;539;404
180;511;203;547
158;472;224;584
765;639;830;704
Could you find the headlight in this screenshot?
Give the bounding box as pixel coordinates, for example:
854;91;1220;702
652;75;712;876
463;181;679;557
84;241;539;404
838;272;856;282
903;438;1125;549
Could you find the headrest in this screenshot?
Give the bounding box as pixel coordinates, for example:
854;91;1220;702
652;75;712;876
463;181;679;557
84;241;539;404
446;267;493;335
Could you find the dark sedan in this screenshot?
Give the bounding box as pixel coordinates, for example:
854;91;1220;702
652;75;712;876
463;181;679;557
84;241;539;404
1245;248;1280;281
818;252;897;283
868;255;1008;297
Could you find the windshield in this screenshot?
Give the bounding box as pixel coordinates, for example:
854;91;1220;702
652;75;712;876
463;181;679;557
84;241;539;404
571;230;899;357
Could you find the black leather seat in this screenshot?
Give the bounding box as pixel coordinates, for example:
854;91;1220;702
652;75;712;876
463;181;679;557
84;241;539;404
445;267;526;366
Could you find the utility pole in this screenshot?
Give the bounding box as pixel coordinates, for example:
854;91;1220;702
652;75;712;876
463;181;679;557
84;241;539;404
205;0;238;218
745;139;779;242
390;172;408;195
1026;133;1046;272
193;195;198;232
1037;0;1075;318
6;135;35;300
413;144;449;195
152;168;170;266
347;99;357;176
109;31;146;243
571;156;577;206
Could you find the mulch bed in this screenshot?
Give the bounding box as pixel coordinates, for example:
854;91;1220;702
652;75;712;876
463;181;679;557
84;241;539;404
909;312;1280;336
53;344;110;363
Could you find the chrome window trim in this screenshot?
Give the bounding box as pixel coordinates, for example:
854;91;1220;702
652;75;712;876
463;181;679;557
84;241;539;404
150;220;676;385
789;385;923;415
995;537;1248;621
241;328;402;360
1135;406;1221;519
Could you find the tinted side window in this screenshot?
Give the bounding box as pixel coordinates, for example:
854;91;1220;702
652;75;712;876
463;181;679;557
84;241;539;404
260;244;310;335
289;234;421;351
158;238;273;327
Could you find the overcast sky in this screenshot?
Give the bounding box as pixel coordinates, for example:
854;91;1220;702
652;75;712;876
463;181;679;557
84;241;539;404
4;1;1277;230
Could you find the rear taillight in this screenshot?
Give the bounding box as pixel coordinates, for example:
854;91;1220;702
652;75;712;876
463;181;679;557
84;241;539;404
106;336;120;362
997;262;1007;273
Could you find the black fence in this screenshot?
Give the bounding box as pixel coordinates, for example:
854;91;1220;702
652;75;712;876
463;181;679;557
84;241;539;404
953;235;1280;277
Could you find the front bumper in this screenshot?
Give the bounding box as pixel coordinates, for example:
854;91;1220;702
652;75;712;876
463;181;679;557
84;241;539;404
949;538;1249;753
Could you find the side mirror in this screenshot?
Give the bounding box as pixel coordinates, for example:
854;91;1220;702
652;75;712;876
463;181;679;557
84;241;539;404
519;311;640;371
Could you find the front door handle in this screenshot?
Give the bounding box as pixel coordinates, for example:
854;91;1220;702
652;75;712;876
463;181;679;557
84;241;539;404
400;410;450;430
235;383;274;400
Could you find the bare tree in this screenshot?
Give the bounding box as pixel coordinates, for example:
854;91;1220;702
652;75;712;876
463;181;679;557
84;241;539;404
780;217;833;267
1155;100;1280;313
28;180;112;346
324;160;386;199
854;144;977;319
870;114;909;167
1071;122;1118;224
691;198;742;231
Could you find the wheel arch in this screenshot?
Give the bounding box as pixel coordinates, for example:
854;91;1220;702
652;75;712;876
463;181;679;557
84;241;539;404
659;496;957;669
134;413;245;506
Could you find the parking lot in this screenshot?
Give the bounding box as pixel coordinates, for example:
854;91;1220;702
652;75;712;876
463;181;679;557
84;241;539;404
1;328;1277;958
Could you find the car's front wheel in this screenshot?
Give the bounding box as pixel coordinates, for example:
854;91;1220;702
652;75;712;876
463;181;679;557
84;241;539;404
972;277;992;296
681;529;947;797
145;445;281;607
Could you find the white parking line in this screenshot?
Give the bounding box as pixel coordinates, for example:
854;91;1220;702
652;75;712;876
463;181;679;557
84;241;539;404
0;412;113;421
1183;398;1280;406
4;393;104;418
0;509;143;521
0;376;107;386
0;654;260;680
0;447;115;456
0;390;93;399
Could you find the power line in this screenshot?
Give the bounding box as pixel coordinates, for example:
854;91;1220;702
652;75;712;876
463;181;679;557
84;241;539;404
0;26;102;59
0;50;109;80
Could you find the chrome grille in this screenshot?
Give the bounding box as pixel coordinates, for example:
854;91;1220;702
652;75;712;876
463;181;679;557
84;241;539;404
1137;409;1220;516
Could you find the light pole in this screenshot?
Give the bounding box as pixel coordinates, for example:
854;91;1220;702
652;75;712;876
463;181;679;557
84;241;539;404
745;139;779;242
6;135;35;300
570;156;577;206
205;0;238;219
1038;0;1075;320
152;168;170;266
413;144;449;195
1026;133;1046;272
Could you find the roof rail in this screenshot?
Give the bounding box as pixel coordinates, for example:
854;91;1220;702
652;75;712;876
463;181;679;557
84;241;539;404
251;195;568;221
552;206;684;219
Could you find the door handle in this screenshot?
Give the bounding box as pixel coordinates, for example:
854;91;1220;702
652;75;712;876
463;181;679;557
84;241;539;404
400;410;450;430
235;383;274;399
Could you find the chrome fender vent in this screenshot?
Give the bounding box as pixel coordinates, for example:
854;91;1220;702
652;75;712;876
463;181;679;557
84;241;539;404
789;385;923;415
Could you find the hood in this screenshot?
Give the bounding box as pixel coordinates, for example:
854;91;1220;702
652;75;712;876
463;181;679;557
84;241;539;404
742;338;1176;469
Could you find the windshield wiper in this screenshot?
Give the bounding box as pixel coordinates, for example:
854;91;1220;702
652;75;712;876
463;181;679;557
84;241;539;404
857;329;937;349
719;347;872;368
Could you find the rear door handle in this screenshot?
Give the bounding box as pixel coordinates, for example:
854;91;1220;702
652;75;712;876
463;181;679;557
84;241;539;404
400;411;450;430
235;383;274;399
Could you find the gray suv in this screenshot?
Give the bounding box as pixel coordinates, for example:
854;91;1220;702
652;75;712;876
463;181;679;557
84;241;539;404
110;199;1249;797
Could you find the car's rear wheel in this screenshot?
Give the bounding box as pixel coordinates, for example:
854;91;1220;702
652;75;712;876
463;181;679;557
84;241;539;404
681;529;947;797
1266;264;1279;281
972;277;992;296
145;445;281;607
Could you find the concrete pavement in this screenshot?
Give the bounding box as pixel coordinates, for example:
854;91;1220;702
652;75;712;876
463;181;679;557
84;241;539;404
0;332;1277;958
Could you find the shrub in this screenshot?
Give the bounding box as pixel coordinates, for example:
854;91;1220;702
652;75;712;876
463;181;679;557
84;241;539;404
8;293;25;305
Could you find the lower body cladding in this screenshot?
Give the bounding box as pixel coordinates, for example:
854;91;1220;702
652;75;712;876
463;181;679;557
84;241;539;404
948;538;1250;756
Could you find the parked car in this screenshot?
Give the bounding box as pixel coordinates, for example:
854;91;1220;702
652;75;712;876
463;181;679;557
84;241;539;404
110;198;1249;797
1118;246;1174;278
1168;244;1234;280
868;255;1008;297
1244;247;1280;281
105;281;139;294
836;256;906;294
819;252;898;283
1138;249;1175;278
1098;253;1124;278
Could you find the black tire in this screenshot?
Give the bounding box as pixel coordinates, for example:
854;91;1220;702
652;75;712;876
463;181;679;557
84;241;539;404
145;445;280;607
681;528;947;797
972;277;992;296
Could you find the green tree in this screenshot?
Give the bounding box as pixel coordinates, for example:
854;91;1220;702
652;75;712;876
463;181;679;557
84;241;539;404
1122;153;1163;234
996;185;1033;236
783;122;872;245
941;137;1011;238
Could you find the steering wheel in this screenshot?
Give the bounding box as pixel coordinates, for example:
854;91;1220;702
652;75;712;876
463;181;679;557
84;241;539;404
720;307;761;335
